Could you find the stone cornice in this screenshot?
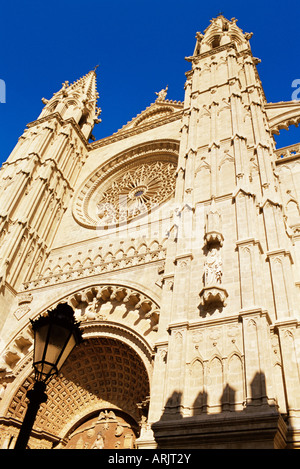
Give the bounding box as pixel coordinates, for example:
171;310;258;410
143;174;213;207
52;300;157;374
22;250;166;292
265;101;300;135
185;42;237;62
275;142;300;164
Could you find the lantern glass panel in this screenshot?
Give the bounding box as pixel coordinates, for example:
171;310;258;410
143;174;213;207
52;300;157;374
33;324;48;365
42;323;71;368
31;303;82;383
56;333;77;371
33;323;77;382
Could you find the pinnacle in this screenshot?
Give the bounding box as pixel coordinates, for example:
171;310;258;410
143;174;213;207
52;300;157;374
193;15;252;57
67;68;99;101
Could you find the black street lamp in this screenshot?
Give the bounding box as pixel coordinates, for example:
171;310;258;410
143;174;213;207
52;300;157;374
14;303;82;449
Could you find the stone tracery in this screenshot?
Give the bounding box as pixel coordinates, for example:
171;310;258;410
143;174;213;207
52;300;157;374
96;160;176;226
72;140;179;229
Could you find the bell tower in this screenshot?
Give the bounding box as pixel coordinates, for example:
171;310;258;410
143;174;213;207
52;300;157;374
148;16;296;448
0;70;101;327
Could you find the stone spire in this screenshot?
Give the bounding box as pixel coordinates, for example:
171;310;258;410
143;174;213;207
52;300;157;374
40;68;101;140
67;67;99;103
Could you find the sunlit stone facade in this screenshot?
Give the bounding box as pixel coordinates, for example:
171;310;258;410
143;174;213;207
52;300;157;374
0;15;300;449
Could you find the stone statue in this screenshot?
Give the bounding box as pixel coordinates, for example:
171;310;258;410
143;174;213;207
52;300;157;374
91;432;104;449
155;85;168;101
204;248;222;285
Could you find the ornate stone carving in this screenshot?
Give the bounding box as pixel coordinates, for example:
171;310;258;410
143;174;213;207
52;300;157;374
67;284;160;334
23;239;167;290
6;338;149;444
155;86;168;102
72;140;179;229
65;409;136;449
14;293;33;320
200;247;228;308
96;160;176;227
204;248;223;286
199;285;228;307
200;197;228;310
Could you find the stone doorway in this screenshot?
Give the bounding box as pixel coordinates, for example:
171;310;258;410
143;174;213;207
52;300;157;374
4;336;151;448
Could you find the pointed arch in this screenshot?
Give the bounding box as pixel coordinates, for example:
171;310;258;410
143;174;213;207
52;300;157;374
227;353;244;407
47;100;60;114
93;253;103;265
52;263;62;274
72;259;82;271
149;240;160;251
62;262;72;271
125;245;136;257
137;242;147;255
115;249;124;260
82;257;93;268
188;358;205;414
286;199;300;228
103;251;114;262
207;356;224;409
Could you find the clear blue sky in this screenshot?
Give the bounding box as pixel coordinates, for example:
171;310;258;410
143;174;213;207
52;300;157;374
0;0;299;165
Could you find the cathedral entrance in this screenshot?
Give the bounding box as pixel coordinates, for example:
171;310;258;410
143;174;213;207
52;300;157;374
58;337;149;449
5;336;150;449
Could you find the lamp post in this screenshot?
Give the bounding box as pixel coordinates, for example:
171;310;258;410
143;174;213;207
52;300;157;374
14;303;82;449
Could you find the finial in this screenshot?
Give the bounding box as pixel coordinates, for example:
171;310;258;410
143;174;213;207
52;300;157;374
93;64;100;72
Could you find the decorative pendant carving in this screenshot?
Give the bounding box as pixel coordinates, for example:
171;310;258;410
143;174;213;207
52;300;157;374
199;285;228;307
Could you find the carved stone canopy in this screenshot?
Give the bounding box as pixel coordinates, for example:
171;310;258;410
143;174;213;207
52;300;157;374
204;198;223;246
199;285;228;307
204;230;224;246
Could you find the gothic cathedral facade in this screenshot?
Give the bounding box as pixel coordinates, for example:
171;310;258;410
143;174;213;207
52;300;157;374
0;15;300;449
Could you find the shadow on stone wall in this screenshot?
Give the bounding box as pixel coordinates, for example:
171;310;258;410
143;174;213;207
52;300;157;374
151;371;288;449
159;372;273;419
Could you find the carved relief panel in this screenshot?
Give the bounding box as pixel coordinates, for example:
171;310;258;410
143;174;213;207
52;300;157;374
65;410;137;449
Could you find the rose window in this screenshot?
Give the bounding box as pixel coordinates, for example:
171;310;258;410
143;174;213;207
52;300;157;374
72;141;179;229
96;160;176;226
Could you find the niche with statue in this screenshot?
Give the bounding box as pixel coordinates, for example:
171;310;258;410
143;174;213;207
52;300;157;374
199;199;228;314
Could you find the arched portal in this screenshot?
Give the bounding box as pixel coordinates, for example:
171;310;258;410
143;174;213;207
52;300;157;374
0;282;158;448
5;336;150;449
